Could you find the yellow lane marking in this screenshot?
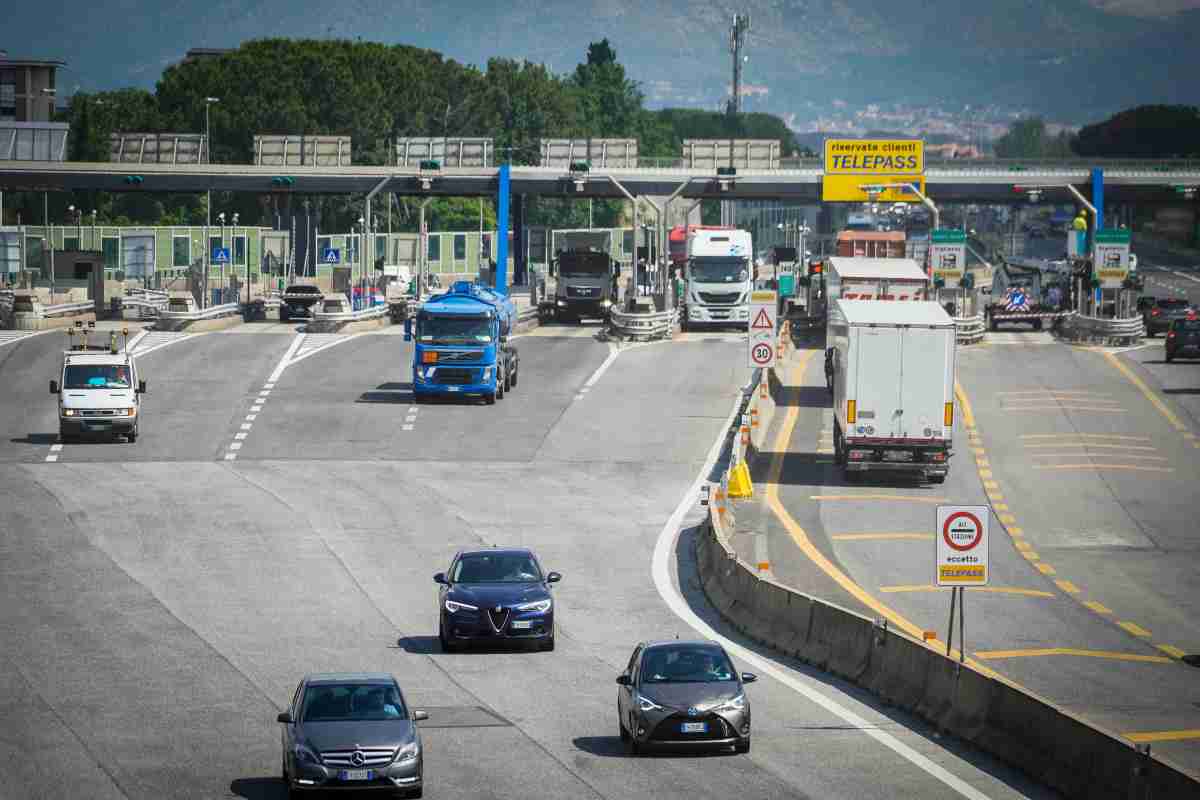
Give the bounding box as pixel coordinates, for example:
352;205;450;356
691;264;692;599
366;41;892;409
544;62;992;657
831;533;935;541
880;585;1056;598
1055;580;1080;594
771;358;996;674
983;480;1000;490
979;469;994;479
1032;464;1175;473
1022;443;1159;451
971;447;986;455
1014;540;1032;551
1118;621;1153;638
975;648;1172;664
1007;525;1023;535
809;495;950;503
1027;453;1169;461
975;458;989;467
998;513;1016;524
1084;601;1113;615
1035;563;1056;575
1184;432;1196;439
954;381;976;429
1125;730;1200;744
1157;645;1187;659
1102;351;1190;432
1019;433;1151;440
1021;551;1040;561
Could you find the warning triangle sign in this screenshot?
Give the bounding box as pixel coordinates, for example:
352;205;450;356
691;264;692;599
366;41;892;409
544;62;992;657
751;308;774;330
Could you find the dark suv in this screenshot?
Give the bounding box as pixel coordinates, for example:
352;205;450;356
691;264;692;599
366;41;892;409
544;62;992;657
281;284;324;321
1140;297;1194;337
1166;316;1200;362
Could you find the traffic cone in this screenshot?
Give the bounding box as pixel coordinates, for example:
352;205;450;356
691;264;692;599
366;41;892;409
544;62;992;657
728;461;754;498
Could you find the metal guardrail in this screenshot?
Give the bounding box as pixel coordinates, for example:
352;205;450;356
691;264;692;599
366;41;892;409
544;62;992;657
1054;312;1145;346
42;301;96;318
608;306;677;340
158;302;241;321
311;304;391;323
954;315;986;345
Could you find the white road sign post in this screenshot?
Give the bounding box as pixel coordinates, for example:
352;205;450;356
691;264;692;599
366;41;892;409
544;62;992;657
935;504;989;662
748;290;778;369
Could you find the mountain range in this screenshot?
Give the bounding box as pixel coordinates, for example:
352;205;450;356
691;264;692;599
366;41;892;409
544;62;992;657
8;0;1200;129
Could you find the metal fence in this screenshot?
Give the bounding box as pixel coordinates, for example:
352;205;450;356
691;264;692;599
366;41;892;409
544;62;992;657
1;122;69;161
254;135;352;167
394;137;493;168
110;133;207;164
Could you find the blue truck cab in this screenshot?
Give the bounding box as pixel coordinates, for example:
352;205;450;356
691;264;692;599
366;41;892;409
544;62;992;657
404;281;520;404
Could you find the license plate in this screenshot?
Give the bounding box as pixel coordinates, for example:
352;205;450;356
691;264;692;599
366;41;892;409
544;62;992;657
84;422;111;431
883;450;913;462
511;620;532;629
339;769;373;781
680;722;708;733
447;386;460;392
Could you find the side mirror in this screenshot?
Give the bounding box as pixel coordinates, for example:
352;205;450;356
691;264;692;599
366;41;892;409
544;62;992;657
403;318;413;342
741;673;758;684
49;380;60;395
433;572;448;585
546;572;562;584
615;675;631;686
413;710;429;721
137;380;147;394
276;711;293;724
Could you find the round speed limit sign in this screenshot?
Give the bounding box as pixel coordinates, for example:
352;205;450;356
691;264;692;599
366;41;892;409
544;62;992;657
751;341;774;366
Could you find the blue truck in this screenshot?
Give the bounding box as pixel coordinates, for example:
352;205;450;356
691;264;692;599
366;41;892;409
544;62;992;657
404;281;520;404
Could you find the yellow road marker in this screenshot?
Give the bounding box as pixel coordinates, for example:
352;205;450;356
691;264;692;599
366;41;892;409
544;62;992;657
971;447;986;455
880;585;1055;598
1033;464;1175;473
831;533;935;541
1055;580;1080;594
979;469;994;479
954;381;977;429
1124;730;1200;744
1023;443;1159;451
1035;563;1056;575
1102;351;1190;432
1084;601;1113;615
975;458;989;467
809;495;950;503
1019;433;1151;441
987;492;1005;503
1118;621;1153;638
1156;644;1187;659
998;513;1016;524
983;480;999;490
1014;540;1032;551
1007;525;1022;535
975;648;1172;664
1021;550;1040;561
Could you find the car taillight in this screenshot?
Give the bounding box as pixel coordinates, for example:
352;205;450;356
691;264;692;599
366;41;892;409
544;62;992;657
1167;332;1176;339
1152;309;1160;316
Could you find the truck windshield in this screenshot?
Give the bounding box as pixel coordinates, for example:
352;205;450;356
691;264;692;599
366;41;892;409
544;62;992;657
690;257;748;283
419;315;492;343
64;365;131;390
558;254;609;278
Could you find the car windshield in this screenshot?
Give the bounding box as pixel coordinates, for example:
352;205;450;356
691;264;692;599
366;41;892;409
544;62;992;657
419;314;492;343
1175;319;1200;332
558;253;609;278
690;257;749;283
1159;299;1189;309
451;553;541;583
641;646;736;683
286;286;321;294
301;683;407;722
64;364;131;390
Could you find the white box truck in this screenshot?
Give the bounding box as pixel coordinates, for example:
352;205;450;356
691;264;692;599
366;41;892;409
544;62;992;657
681;228;753;330
825;257;930;303
826;299;956;484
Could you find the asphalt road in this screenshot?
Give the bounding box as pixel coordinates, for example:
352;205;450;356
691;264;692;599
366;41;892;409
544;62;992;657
0;317;1051;799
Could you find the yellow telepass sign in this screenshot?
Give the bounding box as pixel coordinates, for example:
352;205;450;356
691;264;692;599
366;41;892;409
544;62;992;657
824;139;924;174
822;174;926;203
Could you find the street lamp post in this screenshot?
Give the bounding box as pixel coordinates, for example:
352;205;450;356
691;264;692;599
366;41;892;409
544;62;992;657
204;97;219;309
216;212;226;304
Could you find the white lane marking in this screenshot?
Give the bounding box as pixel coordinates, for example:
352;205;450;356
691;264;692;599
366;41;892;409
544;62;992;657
264;383;275;389
402;424;414;431
235;432;248;440
1171;270;1200;284
259;390;271;397
0;330;52;348
50;444;63;452
224;452;237;461
289;332;365;367
130;330;205;356
245;414;257;421
229;442;242;450
650;392;995;800
408;407;418;413
251;405;263;413
405;415;417;423
267;334;306;383
583;343;621;389
240;423;252;430
44;454;58;463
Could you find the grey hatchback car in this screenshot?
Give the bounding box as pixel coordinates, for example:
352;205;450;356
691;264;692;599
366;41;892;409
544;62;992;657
616;640;756;754
277;673;428;797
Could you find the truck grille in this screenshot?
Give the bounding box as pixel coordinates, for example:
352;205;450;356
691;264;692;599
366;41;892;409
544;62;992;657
319;747;396;767
566;286;600;298
435;368;476;385
698;292;740;305
80;409;118;417
433;350;483;363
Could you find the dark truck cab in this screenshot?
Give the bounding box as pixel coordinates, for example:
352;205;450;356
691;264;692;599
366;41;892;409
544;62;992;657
547;249;619;323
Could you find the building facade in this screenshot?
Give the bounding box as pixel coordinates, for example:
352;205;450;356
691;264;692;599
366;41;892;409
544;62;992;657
0;57;65;122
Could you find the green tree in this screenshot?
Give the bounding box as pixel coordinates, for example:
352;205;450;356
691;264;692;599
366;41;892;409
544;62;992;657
571;39;644;138
1073;105;1200;158
477;57;579;164
993;117;1075;159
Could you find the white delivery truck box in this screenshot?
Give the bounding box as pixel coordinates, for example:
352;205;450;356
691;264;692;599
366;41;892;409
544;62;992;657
826;299;956;484
825;257;930;302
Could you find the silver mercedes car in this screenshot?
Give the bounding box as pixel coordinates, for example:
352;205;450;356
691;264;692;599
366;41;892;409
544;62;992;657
616;640;756;754
277;673;428;797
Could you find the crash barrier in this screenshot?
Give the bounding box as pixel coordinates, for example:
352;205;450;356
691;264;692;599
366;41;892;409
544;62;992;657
42;301;96;318
305;303;390;333
954;314;986;345
1053;312;1145;347
154;302;241;331
608;306;677;340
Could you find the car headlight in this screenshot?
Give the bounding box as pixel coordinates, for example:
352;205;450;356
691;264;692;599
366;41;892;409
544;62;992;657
482;367;492;382
394;741;419;763
294;744;321;765
516;598;551;613
636;693;662;713
600;299;612;307
123;407;137;417
557;300;567;307
713;693;746;713
444;599;478;613
62;409;75;417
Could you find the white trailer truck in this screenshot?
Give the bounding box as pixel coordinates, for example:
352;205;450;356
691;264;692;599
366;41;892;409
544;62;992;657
826;299;956;484
824;257;930;303
681;228;753;330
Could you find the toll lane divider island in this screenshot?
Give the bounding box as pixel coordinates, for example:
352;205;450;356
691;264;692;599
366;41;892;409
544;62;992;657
695;344;1199;800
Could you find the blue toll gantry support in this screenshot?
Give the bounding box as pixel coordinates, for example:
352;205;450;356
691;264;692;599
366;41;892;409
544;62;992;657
495;163;510;294
1092;167;1105;231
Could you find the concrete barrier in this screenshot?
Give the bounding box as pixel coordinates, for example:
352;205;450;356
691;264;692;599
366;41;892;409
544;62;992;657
698;445;1200;799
